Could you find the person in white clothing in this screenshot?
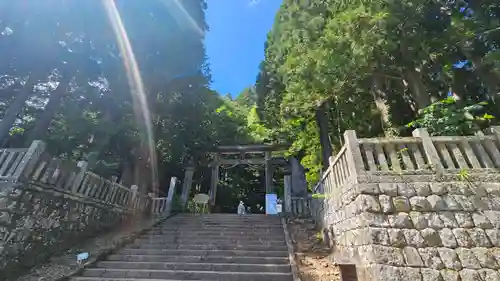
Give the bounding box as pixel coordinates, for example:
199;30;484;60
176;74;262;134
237;201;246;215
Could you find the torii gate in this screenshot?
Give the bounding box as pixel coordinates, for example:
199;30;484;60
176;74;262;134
178;144;308;209
207;144;305;206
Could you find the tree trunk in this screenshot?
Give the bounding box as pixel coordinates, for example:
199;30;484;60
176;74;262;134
119;161;134;186
406;68;431;109
0;74;39;144
133;147;153;193
315;102;332;171
399;42;431;109
371;75;391;134
25;75;72;144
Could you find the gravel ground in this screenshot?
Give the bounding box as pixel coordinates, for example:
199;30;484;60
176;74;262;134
288;218;340;281
14;214;169;281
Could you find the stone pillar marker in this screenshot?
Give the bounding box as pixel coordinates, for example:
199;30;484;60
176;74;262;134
343;130;365;181
290;157;307;196
412;128;443;174
284;175;292;213
181;167;195;207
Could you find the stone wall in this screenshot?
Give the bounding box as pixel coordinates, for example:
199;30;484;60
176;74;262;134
325;175;500;281
315;128;500;281
0;141;151;278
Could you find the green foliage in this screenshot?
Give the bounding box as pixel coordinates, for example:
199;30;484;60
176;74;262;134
457;168;470;182
0;1;251;196
186;199;209;214
250;0;500;189
406;97;495;136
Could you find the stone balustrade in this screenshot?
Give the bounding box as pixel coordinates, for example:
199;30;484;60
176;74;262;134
0;141;152;278
313;127;500;281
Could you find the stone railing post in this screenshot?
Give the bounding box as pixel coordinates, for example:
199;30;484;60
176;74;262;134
343;130;365;181
485;126;500;139
71;161;88;193
284;175;292;214
13;140;46;180
165;177;177;215
412;128;443;174
148;192;156;214
130;185;138;210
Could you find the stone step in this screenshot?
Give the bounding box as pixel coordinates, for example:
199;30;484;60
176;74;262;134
158;224;283;230
173;214;278;219
106;254;290;264
118;248;289;257
166;218;281;223
134;238;286;246
149;230;284;236
150;227;284;233
140;233;285;240
70;214;292;281
147;231;285;237
128;243;288;251
80;268;292;281
95;261;291;273
71;278;188;281
161;218;281;224
163;220;281;225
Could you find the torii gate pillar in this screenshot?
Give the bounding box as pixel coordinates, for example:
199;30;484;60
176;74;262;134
265;151;273;193
209;153;219;205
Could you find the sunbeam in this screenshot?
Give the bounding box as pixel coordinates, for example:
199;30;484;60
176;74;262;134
161;0;204;38
102;0;159;196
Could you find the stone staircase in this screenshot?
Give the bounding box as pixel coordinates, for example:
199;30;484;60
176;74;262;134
70;214;293;281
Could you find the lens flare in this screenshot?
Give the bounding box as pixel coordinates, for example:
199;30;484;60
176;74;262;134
102;0;158;196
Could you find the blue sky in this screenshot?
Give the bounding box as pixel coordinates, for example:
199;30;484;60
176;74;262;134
205;0;282;97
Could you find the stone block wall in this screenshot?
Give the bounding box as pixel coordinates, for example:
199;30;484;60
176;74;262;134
0;183;131;277
325;175;500;281
314;128;500;281
0;141;151;278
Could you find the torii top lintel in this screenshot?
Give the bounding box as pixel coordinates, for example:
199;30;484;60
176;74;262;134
210;144;289;154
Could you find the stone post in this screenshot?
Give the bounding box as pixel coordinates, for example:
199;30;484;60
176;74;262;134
13;140;46;180
290;157;307;196
284;175;292;214
71;161;88;194
343;130;365;181
165;177;177;215
130;185;138;210
181;167;195;207
483;126;500;167
147;192;156;214
486;126;500;135
412;128;443;174
485;126;500;142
